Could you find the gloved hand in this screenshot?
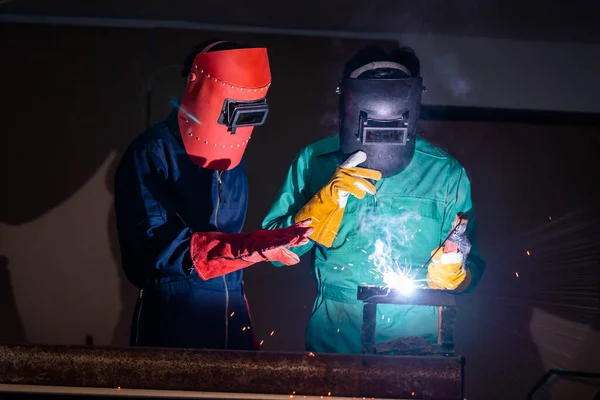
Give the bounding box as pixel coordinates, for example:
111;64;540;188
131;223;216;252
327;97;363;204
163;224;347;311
190;220;313;280
444;213;472;256
294;151;382;247
426;247;471;291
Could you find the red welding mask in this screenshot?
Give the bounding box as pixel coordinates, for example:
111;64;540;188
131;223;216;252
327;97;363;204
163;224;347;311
178;43;271;170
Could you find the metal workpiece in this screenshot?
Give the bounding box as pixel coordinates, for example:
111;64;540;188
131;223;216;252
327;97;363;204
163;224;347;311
357;287;457;306
358;287;458;356
0;344;464;399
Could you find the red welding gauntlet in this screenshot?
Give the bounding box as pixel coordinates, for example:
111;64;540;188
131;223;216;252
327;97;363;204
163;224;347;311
190;221;313;280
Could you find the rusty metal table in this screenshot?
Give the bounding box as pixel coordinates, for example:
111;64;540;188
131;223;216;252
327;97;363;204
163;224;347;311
0;344;464;399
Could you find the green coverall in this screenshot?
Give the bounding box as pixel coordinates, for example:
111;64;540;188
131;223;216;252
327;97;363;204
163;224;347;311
262;134;485;354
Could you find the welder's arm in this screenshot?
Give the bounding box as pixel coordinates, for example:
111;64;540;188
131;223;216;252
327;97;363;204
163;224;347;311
114;145;200;289
115;146;314;285
190;222;313;280
427;167;486;292
262;148;318;265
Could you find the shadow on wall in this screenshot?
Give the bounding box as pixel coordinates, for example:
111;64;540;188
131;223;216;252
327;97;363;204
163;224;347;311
0;23;150;346
0;25;149;227
0;256;28;344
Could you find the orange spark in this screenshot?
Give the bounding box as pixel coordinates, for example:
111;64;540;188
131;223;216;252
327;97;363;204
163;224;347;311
515;272;519;278
230;312;235;317
526;250;531;256
242;327;246;331
549;216;552;220
260;340;264;345
309;352;315;356
117;387;121;390
270;330;275;336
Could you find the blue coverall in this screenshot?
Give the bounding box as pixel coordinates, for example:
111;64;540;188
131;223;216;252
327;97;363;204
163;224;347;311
114;110;257;350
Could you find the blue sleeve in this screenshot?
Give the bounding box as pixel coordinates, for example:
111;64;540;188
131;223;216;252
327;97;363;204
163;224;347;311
114;144;194;288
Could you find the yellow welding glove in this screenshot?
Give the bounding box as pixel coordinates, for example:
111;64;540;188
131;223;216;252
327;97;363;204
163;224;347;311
426;247;471;292
294;151;382;247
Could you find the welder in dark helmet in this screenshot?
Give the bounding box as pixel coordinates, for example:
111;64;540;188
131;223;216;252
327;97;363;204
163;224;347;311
114;40;313;350
263;45;485;354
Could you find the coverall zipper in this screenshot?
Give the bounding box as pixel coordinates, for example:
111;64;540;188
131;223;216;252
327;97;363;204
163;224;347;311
216;170;229;349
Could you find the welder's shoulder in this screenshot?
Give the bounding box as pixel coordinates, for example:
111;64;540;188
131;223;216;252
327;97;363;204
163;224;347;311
121;121;178;165
415;137;464;171
415;136;449;159
299;134;339;160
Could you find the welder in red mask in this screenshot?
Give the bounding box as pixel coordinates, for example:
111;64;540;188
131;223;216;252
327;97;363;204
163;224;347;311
114;40;312;350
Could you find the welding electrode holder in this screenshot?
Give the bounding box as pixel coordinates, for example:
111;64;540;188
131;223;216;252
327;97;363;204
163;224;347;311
447;212;470;272
412;212;467;279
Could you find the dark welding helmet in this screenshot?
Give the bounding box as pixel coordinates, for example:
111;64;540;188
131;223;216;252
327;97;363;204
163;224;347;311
338;47;425;177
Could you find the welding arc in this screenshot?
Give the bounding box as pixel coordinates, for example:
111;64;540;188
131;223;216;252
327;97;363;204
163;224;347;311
411;214;464;280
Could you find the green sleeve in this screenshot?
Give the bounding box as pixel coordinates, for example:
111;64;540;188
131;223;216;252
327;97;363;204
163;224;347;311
262;148;316;266
443;165;486;292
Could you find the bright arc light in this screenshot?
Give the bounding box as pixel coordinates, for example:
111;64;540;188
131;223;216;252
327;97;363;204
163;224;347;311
383;271;415;295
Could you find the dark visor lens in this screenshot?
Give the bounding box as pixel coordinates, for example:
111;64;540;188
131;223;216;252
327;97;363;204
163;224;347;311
232;108;268;126
363;127;407;144
357;110;410;145
227;100;269;127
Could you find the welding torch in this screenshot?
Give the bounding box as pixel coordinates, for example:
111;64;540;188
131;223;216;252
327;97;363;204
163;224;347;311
411;212;468;280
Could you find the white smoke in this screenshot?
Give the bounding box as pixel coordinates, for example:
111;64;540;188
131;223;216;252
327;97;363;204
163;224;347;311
358;206;425;290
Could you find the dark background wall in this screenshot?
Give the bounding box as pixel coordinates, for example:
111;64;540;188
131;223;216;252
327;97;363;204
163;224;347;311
1;21;600;399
